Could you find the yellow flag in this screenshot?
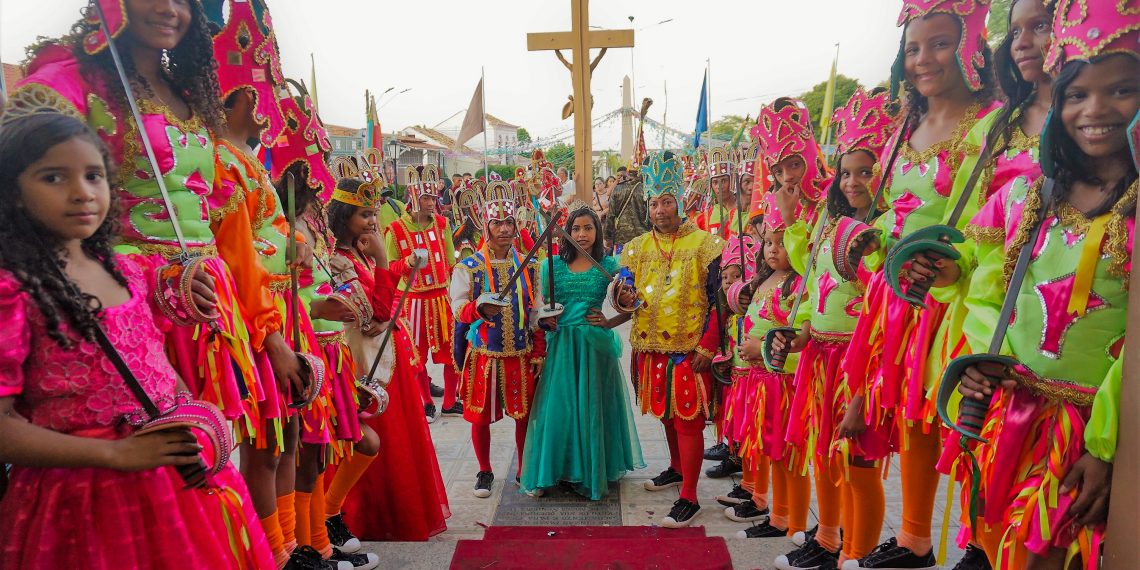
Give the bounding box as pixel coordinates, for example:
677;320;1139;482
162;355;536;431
819;45;839;145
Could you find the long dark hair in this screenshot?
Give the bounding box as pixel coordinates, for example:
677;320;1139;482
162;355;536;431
327;178;365;246
0;113;126;348
989;0;1055;157
900;15;998;130
559;207;607;264
1046;60;1139;218
66;0;225;132
826;150;873;220
275;161;321;223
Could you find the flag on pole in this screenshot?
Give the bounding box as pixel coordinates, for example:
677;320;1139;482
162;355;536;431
457;77;485;148
693;72;709;148
818;44;839;145
309;53;319;113
365;91;383;157
729;114;751;148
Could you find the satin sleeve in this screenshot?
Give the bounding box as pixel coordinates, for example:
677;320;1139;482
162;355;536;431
0;274;31;398
370;265;399;323
784;220;810;276
212;184;281;352
1086;357;1122;463
960;239;1008;357
943;106;1002;229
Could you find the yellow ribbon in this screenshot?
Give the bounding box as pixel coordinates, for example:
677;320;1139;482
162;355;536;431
1067;214;1110;316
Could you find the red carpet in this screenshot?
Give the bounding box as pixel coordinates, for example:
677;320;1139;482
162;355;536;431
450;526;732;570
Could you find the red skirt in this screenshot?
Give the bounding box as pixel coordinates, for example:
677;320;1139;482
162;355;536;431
337;327;451;541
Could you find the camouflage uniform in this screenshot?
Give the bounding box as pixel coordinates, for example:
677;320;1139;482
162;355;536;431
604;179;651;251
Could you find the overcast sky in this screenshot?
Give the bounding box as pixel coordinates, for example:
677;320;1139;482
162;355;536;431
1;0;907;149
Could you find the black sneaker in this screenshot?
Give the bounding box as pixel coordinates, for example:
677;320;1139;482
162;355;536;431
704;442;730;461
429;383;445;397
775;539;840;570
661;498;701;528
736;521;789;538
705;457;743;478
842;537;937;570
324;513;361;553
715;483;753;506
331;548;379;570
642;467;683;491
951;544;991;570
441;402;464;415
473;470;494;498
285;546;344;570
424;403;438;424
724;499;770;522
792;525;819;547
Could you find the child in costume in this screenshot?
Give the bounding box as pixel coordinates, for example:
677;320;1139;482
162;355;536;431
713;234;770;519
696;147;742;239
0;112;273;570
9;0;263;428
519;205;645;500
735;219;812;542
330;177;451;541
450;180;547;499
770;89;899;569
614;151;724;528
947;4;1139;568
384;165;462;419
842;2;999;567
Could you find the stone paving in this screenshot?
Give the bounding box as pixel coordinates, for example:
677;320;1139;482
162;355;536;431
362;322;967;569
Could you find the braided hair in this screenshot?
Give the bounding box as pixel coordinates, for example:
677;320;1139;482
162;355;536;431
66;0;225;132
0;113;126;348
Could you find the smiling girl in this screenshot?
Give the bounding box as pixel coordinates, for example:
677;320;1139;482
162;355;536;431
0;112;273;569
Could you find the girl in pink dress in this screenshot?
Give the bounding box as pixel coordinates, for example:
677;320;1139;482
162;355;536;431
0;113;273;569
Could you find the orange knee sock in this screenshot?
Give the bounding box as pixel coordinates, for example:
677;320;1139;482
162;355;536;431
814;458;842;553
295;491;313;547
259;511;287;568
784;461;812;535
324;450;376;517
741;465;758;494
751;456;770;510
276;492;297;549
310;476;333;558
849;464;886;559
840;479;855;563
769;463;789;531
897;424;941;556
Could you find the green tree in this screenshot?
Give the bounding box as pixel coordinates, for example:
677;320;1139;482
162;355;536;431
516;127;531;144
799;74;862;129
988;0;1012;49
475;165;522;180
545;142;575;171
709;114;750;141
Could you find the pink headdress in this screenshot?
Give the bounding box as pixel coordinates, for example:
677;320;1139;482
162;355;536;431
895;0;992;92
832;88;898;159
270;80;336;201
80;0;128;55
721;235;761;281
1044;0;1140;76
753;98;830;202
212;0;286;146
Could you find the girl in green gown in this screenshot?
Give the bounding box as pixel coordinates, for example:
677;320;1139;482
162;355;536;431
520;206;645;500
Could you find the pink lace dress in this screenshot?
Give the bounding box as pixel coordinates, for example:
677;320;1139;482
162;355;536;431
0;255;273;570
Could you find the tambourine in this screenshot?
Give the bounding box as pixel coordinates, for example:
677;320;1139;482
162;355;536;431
357;382;390;418
154;255;219;326
125;392;231;489
289;352;327;409
832;216;881;283
884;224;964;308
328;280;373;330
726;280;751;315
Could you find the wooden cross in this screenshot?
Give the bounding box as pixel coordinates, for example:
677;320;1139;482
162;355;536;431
527;0;633;202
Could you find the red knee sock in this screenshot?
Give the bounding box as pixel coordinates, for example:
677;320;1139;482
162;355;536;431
514;420;528;478
443;365;460;409
674;417;705;503
418;367;434;406
662;420;681;472
472;424;492;472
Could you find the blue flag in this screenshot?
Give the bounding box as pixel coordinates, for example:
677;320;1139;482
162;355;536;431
693;73;709;148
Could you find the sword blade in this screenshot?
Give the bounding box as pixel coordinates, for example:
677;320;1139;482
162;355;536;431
494;208;563;301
